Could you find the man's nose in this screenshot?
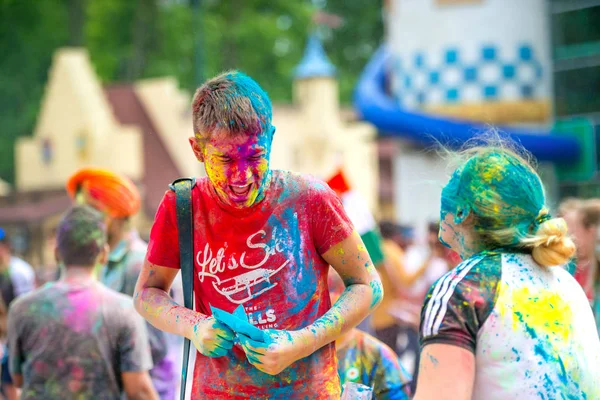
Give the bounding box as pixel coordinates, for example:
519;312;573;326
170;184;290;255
230;163;252;183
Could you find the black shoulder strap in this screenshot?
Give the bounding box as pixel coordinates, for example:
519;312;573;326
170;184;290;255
169;177;195;400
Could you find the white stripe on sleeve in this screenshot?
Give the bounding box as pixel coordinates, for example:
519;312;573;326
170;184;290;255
422;256;482;337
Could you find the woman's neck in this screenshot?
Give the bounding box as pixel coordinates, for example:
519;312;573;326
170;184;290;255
457;232;484;259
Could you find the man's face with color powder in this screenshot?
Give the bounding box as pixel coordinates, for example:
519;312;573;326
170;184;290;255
192;128;273;209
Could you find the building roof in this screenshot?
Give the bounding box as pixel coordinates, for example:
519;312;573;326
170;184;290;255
104;85;183;217
294;34;336;79
16;47;144;192
0;192;71;224
133;78;199;178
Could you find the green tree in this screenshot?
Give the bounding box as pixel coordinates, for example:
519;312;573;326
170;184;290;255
86;0;314;101
319;0;384;103
85;0;159;82
0;0;382;184
0;0;70;184
200;0;314;101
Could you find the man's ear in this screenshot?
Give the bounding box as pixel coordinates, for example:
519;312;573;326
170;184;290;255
189;137;205;163
269;126;276;147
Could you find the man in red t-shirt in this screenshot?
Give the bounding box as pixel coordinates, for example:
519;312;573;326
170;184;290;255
134;71;383;398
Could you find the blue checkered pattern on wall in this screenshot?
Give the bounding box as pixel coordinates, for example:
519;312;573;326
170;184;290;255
391;44;544;108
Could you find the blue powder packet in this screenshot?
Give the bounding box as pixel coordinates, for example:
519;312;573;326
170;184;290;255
210;305;267;343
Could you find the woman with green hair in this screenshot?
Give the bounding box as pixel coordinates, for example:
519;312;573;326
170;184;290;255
413;142;600;400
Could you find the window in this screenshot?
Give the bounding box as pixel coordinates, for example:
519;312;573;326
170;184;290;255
41;138;53;164
76;131;89;162
554;66;600;116
559;181;600;200
553;6;600;49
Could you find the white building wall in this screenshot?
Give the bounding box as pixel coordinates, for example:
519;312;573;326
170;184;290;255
394;149;449;236
388;0;552;109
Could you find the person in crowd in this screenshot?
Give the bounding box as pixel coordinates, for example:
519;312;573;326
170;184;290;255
7;206;157;399
396;225;415;251
0;295;15;400
559;198;600;295
329;267;412;399
0;228;36;399
387;221;449;387
0;228;35;307
66;167;178;399
414;140;600;400
133;70;382;398
372;221;407;347
559;197;600;333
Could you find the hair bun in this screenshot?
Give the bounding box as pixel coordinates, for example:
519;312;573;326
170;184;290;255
528;218;576;267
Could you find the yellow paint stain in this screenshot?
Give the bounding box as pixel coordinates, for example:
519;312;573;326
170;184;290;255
256;161;269;174
480;162;505;183
357;244;367;253
498;283;573;343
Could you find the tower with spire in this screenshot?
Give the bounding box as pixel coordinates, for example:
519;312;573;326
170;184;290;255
270;34;380;213
292;34;339;132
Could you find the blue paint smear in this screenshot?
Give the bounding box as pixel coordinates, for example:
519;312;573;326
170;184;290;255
511;347;521;362
370;280;383;308
514;311;538;339
224;71;273;133
534;343;551;362
269;198;317;317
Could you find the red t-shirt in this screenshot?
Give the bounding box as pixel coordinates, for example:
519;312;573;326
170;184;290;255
147;170;354;398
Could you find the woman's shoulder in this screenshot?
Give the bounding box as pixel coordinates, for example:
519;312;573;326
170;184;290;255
434;252;502;285
500;252;577;283
421;252;503;350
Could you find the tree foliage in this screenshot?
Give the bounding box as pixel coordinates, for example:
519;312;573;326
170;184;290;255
0;0;69;185
320;0;384;103
0;0;382;184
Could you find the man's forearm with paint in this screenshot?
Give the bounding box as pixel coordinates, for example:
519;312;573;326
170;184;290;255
239;232;383;375
302;232;383;351
134;261;235;358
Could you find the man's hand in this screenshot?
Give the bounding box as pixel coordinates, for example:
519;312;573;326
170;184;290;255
188;317;236;358
238;329;311;375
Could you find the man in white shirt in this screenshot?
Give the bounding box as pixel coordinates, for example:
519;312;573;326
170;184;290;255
0;226;36;399
0;228;35;306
